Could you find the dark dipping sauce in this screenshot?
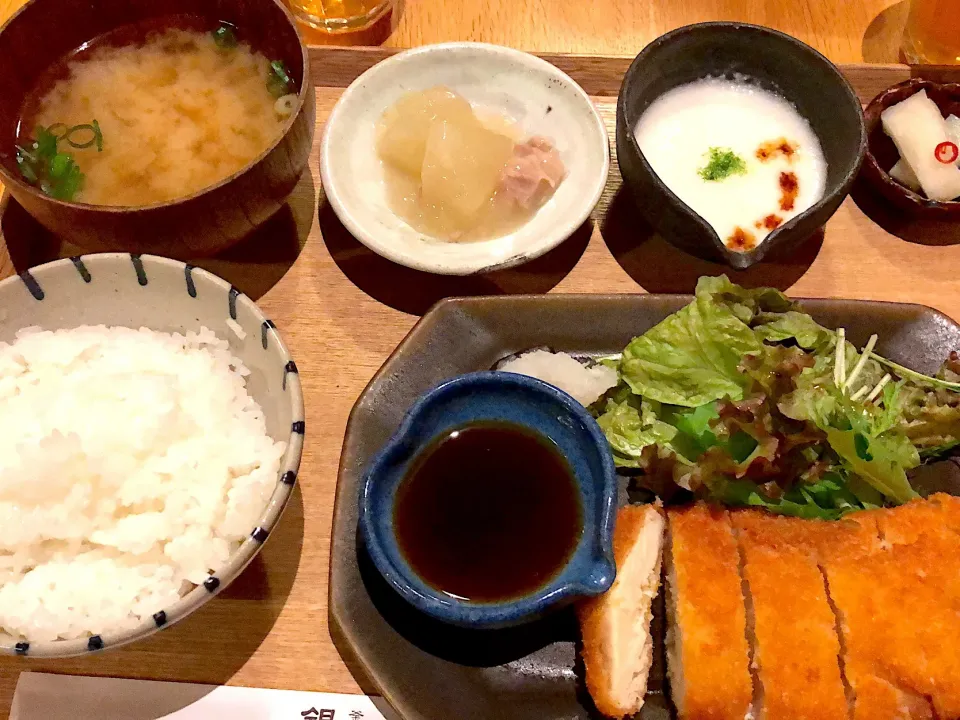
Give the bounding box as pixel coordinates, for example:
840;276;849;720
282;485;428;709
393;421;583;603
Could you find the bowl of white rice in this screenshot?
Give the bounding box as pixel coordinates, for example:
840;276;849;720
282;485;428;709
0;253;304;657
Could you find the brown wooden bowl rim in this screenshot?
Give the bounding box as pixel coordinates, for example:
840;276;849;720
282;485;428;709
862;77;960;210
0;0;311;214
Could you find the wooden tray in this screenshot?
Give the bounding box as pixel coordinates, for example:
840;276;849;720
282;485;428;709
5;53;960;296
0;48;959;717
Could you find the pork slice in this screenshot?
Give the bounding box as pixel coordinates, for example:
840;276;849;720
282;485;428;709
499;136;566;209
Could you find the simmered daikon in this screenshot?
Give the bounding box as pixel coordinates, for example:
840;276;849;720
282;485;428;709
420;114;514;224
377;87;473;177
376;86;565;242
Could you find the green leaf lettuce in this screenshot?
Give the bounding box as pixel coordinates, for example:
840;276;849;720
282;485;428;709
618;277;763;407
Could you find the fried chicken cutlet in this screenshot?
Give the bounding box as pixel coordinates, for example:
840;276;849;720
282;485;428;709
731;511;848;720
824;529;960;719
579;496;960;720
666;504;753;720
578;504;665;718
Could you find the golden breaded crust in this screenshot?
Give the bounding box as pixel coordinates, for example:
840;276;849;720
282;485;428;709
732;500;960;719
823;531;960;719
578;504;664;718
736;501;959;717
847;671;933;720
931;491;960;524
732;508;880;562
733;521;848;720
874;492;960;545
668;504;753;720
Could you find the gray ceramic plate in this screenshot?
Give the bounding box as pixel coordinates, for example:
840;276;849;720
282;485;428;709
331;294;960;720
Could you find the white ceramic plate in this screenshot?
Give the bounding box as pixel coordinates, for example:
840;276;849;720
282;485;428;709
320;43;610;275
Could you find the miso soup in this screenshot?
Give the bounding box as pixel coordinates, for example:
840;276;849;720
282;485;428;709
15;19;298;206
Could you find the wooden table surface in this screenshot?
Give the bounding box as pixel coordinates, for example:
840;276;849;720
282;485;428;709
0;0;910;62
0;0;950;717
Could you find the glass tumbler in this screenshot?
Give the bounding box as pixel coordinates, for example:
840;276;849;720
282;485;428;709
286;0;392;34
902;0;960;64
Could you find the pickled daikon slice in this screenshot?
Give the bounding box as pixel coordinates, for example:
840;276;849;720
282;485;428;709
882;90;960;201
890;112;960;193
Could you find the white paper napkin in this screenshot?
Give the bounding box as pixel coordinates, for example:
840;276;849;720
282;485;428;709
11;672;397;720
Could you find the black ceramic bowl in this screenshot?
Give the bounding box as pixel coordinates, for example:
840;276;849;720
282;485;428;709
616;22;866;269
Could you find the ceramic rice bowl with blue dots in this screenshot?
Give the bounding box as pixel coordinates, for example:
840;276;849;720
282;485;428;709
0;253;304;657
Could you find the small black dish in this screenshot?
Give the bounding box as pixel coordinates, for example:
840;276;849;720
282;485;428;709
616;22;866;269
861;78;960;220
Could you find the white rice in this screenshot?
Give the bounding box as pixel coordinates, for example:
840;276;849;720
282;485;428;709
499;350;618;407
225;317;246;341
0;325;286;642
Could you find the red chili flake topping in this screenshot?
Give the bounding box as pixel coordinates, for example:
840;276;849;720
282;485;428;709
727;226;757;251
779;171;799;211
757;138;798;163
759;213;783;230
935;141;959;164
